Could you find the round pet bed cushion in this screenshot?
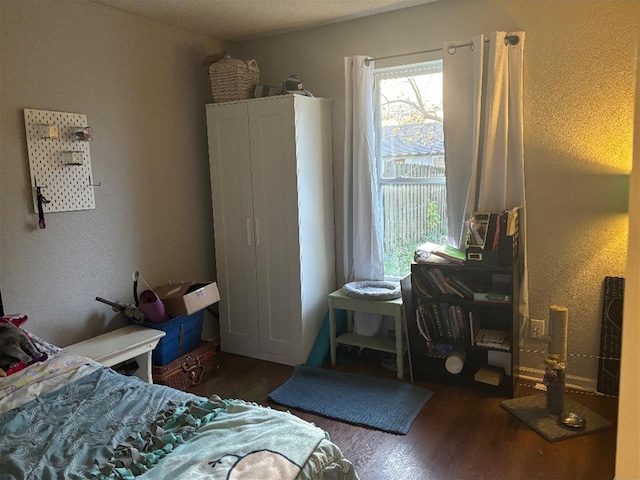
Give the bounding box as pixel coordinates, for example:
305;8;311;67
342;280;401;300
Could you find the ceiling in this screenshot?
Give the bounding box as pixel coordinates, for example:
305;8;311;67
88;0;437;42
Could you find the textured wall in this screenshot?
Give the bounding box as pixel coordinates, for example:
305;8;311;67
519;1;634;387
0;1;222;345
229;0;638;386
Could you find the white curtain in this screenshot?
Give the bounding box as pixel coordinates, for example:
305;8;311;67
442;35;484;249
344;55;384;335
443;31;529;325
477;32;526;213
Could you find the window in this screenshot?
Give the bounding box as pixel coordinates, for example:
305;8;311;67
374;60;447;278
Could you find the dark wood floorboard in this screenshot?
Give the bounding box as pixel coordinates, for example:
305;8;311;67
188;349;618;480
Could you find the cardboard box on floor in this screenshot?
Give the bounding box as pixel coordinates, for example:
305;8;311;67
155;281;220;318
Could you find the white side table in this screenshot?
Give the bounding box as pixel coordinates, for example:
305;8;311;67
328;289;405;379
63;325;165;383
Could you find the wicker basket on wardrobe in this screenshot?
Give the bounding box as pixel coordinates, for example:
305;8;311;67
208;56;260;103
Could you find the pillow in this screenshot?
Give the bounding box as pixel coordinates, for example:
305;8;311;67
0;314;47;376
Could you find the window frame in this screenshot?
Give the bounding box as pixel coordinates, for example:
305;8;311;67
373;59;447;279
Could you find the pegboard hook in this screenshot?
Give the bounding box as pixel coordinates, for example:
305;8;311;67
88;175;101;187
73;126;93;142
34;177;51;229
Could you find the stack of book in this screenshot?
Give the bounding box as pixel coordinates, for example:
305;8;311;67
414;242;466;265
411;267;475;299
416;301;471;342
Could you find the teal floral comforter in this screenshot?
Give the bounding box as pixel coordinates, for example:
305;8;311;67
0;363;353;480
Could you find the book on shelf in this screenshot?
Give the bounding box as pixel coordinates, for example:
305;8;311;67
414;242;465;265
417;302;472;342
419;301;468;342
491;211;510;251
414;243;454;265
418;302;443;339
415;268;442;296
429;269;469;298
416;305;433;342
431;303;447;338
431;244;466;264
415;306;458;359
414;242;442;263
428;270;449;295
448;275;474;298
453;305;466;339
441;304;456;340
505;207;520;236
475;329;511;351
412;270;434;298
473;292;511;303
469;309;480;346
433;269;454;295
474;365;505;386
443;277;466;298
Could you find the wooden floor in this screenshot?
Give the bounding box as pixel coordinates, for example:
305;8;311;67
188;349;618;480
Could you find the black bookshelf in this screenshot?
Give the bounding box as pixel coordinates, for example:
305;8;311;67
408;260;521;397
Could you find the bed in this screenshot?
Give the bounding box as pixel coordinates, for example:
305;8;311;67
0;319;359;480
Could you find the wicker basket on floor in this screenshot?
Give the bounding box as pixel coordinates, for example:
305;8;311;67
208;56;260;103
152;341;217;391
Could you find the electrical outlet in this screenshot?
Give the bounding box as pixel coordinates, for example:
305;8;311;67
531;319;545;339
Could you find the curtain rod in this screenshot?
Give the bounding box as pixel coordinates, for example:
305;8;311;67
364;34;520;66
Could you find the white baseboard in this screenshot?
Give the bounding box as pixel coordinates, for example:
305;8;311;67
518;366;598;392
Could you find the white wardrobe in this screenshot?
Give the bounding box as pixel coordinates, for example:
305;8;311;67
206;95;335;366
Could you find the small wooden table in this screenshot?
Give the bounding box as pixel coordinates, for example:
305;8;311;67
63;325;165;383
328;289;405;379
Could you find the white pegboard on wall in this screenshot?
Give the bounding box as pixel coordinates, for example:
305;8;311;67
24;109;96;213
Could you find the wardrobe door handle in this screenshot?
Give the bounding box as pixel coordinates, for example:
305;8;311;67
246;218;253;246
254;218;260;246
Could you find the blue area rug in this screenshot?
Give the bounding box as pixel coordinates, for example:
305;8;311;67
268;365;432;434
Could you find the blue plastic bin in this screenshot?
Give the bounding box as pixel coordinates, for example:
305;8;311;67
128;310;204;366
